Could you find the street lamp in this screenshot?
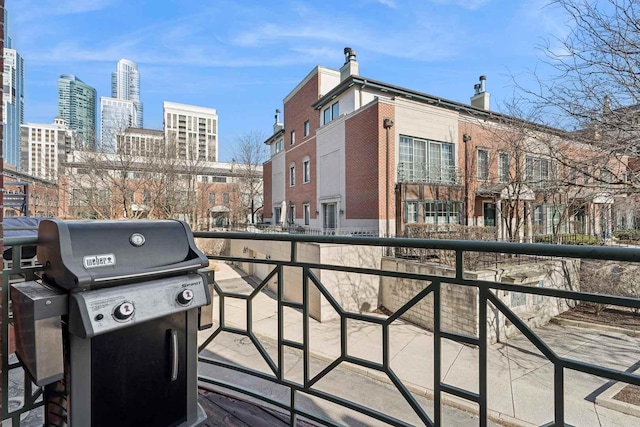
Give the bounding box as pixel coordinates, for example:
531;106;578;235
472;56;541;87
463;133;472;226
383;118;394;239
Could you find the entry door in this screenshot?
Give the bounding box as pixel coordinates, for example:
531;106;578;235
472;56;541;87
323;203;337;233
483;202;496;227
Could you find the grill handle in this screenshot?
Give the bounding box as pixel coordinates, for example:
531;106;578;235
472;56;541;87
170;329;179;381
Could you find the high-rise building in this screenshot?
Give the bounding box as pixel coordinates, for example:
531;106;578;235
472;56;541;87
20;117;73;181
111;59;143;128
163;101;218;162
58;74;97;147
100;97;137;152
2;10;24;169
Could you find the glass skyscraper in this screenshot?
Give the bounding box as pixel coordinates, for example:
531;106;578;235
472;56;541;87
3;10;24;169
58;74;97;148
111;59;143;128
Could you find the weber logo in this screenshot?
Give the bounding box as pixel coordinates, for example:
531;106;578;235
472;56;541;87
83;254;116;269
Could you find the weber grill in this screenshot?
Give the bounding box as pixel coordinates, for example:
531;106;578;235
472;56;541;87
11;219;213;427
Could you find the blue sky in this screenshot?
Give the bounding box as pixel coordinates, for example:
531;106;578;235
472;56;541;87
9;0;567;162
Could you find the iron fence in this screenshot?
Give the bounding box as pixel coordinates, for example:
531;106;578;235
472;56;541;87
3;230;640;426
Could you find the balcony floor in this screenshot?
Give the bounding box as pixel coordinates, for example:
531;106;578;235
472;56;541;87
199;388;317;426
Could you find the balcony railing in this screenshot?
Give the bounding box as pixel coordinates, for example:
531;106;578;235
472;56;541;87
4;230;640;426
397;162;460;185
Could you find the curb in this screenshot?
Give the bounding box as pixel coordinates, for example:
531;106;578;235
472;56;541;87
595;381;640;419
550;317;640;337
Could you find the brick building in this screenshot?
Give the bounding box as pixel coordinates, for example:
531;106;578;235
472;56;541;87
263;48;628;240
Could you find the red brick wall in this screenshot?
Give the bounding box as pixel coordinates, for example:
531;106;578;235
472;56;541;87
282;71;321;221
344;102;395;220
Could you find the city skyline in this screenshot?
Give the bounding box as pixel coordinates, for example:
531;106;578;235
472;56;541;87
11;0;568;162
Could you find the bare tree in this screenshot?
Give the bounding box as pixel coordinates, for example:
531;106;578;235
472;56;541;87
232;131;267;224
519;0;639;187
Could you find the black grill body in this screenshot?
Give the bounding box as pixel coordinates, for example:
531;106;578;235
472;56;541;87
11;219;212;427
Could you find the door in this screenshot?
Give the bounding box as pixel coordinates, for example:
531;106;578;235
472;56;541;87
322;203;337;234
90;312;187;427
483;202;496;227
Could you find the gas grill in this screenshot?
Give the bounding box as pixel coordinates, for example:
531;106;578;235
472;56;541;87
11;219;213;427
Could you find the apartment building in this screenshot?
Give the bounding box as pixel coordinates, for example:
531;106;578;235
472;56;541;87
163;101;218;162
263;48;627;239
20;117;73;181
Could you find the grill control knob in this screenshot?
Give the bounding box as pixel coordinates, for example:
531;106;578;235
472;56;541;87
113;302;135;320
177;289;194;306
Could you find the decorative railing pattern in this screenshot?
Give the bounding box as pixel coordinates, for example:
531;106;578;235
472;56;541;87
3;231;640;426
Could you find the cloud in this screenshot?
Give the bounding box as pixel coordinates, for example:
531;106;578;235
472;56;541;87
375;0;397;7
14;0;116;21
429;0;490;10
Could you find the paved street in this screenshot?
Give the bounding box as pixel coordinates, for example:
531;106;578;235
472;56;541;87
199;261;640;427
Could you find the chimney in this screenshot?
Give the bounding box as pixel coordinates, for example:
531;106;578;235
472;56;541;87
273;109;283;133
470;75;490;110
340;47;359;81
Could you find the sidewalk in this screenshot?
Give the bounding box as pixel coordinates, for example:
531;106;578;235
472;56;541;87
199;261;640;427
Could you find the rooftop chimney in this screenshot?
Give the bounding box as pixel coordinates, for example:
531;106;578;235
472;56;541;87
470;75;490;110
340;47;359;81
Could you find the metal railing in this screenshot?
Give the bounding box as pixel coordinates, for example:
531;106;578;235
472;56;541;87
397;162;460;185
3;231;640;426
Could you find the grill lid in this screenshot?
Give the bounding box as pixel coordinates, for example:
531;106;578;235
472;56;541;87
37;219;209;291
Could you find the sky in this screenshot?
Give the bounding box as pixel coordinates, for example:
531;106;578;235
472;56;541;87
9;0;569;162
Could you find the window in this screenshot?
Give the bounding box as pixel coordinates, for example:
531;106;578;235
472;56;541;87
424;201;461;225
533;204;544;227
289;164;295;186
208;193;216;204
289;204;295;225
498;152;509;182
304;120;310;137
331;102;339;120
398;136;455;183
290;130;295;145
477;149;489;180
303;159;310;183
223;193;229;204
406;201;419;223
303;204;310;225
323;101;340;125
525;156;552;186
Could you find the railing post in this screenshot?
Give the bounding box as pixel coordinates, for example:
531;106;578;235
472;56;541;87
433;281;442;427
479;287;488;427
555;363;565;426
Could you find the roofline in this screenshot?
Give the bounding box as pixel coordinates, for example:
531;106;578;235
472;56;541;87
311;75;567;136
263;128;284;145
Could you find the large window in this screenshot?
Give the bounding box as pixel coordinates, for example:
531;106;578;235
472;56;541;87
498;152;509;182
525;156;552;186
289;204;295;225
477;149;489;180
399;136;455;183
424;201;461;225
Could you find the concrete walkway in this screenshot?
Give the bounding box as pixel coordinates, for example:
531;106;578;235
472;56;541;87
198;261;640;427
